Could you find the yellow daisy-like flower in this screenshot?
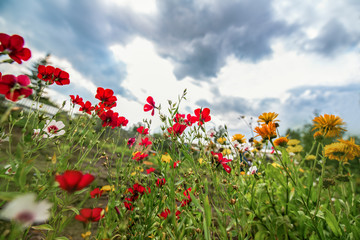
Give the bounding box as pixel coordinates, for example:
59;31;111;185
198;158;204;165
222;148;232;156
313;131;323;140
135;166;144;172
254;122;277;140
287;145;303;154
271;162;281;168
232;134;246;143
324;138;360;162
337;138;360;157
101;185;115;192
258;112;280;124
81;231;91;239
161;154;172;163
273;137;289;147
305;154;316;161
217;137;226;144
287;139;301;146
312;114;346;138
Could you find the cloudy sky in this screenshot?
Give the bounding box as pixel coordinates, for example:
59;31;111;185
1;0;360;137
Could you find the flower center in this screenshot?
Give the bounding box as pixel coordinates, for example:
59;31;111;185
16;211;34;223
47;125;58;134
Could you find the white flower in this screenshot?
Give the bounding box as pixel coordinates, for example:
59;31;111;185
0;193;52;227
42;120;65;138
4;164;18;175
247;166;258;175
33;129;40;136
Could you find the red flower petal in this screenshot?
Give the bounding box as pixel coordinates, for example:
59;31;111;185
76;173;95;191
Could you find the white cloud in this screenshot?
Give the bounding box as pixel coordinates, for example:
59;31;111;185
104;0;157;14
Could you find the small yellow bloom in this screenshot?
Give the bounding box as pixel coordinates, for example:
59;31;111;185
105;205;109;212
258;112;280;124
101;185;115;192
305;154;316;161
287;139;301;146
287;145;303;154
271;162;281;168
135;166;144;172
222;148;232;156
131;172;137;176
232;134;246;143
217;137;226;144
198;158;204;165
240;171;246;175
161;154;172;163
299;168;305;173
81;231;91;239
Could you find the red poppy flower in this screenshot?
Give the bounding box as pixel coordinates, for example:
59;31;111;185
167;123;187;136
79;101;95;115
124;201;134;211
144;96;156;116
137;126;149;135
117;116;128;127
156;178;166;187
211;151;232;173
159;209;171;219
139;137;152;147
52;68;70;85
146;168;155;174
0;33;31;64
132;152;149;161
172;161;180;169
0;74;32;101
99;110;119;128
70;95;83;105
90;188;103;198
38;65;55;83
75;208;104;223
95;87;117;108
193;108;211;125
181;187;192;207
56;170;95;193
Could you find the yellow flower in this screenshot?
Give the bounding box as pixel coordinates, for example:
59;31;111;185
240;171;246;175
287;139;301;146
135;166;144;172
312;114;346;138
324;139;360;162
273;137;288;147
305;154;316;161
271;162;281;168
198;158;204;165
81;231;91;239
337;138;360;157
232;134;246;143
217;137;226;144
258;112;280;124
299;168;305;173
161;154;172;163
222;148;232;156
287;145;303;154
254;122;277;140
101;185;115;192
313;131;323;140
131;172;137;176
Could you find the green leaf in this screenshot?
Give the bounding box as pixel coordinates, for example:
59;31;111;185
324;208;342;237
0;192;23;201
32;224;54;231
55;237;69;240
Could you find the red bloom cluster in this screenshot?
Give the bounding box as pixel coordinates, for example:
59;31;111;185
156;178;166;187
99;110;128;129
95;87;117;109
90;188;103;198
75;208;104;223
0;33;31;64
181;187;193;207
159;209;181;220
143;96;156;116
55;170;95;193
146;167;155;174
37;65;70;85
0;74;32;101
139;137;152;147
79;101;94;114
124;183;150;211
132;152;148;162
211;151;232;173
193;108;211;125
70;95;83;105
137;126;149;135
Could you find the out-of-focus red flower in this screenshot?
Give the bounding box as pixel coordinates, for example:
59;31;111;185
55;170;95;193
176;210;181;219
90;188;103;198
124;201;134;211
38;65;55;83
137;126;149;135
167;123;187;136
75;208;104;223
117;116;128;127
211;151;232;173
70;95;83;105
95;87;117;109
146;168;155;174
99;110;119;128
159;209;170;219
172;161;180;169
156;178;166;187
79;101;95;115
53;68;70;85
181;187;192;207
0;74;32;101
144;96;156;116
0;33;31;64
193;108;211;125
139;137;152;147
127;137;136;148
132;152;149;161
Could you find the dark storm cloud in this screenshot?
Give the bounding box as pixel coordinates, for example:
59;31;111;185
303;19;360;56
150;0;295;80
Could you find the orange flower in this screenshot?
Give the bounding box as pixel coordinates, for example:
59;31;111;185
273;137;288;147
254;122;277;140
312;114;346;138
258;112;279;124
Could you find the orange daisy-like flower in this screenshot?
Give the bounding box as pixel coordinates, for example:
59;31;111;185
232;134;246;143
273;137;288;147
337;138;360;157
312;114;346;138
258;112;280;124
254;122;277;140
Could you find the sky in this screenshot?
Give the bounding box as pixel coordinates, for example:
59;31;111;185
1;0;360;138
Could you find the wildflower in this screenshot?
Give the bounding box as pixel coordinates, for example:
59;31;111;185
0;193;52;227
99;110;119;128
217;137;226;144
207;129;216;138
52;67;70;85
167;123;187;136
337;138;360;157
274;137;289;147
181;188;193;207
159;209;170;219
90;188;103;198
146;168;155;174
81;231;91;239
271;162;281;168
0;33;31;64
0;74;32;101
4;164;18;175
75;208;104;223
95;87;117;109
56;170;95;193
247;166;258;175
38;65;55;83
312;114;346;138
193;108;211;125
144;96;156;116
70;95;83;105
313;131;323;141
79;101;95;115
305;154;316;161
117;116;128;127
254;122;277;140
42;120;65;138
156;178;166;187
287;139;301;146
127;137;136;148
324;139;360;162
172;161;181;168
100;185;115;192
161;154;172;163
124;202;134;211
222;148;232;156
232;134;246;144
211;151;232;173
139;137;152;147
132;152;148;161
287;145;303;154
258;112;279;124
198;158;204;165
137;126;149;135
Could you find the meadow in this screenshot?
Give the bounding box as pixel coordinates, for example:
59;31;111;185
0;33;359;240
